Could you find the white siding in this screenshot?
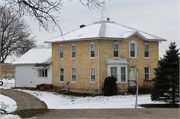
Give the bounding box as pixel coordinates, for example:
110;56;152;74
15;64;52;87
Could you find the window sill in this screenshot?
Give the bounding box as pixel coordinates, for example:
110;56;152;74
71;58;76;60
144;57;150;59
71;82;76;83
59;81;64;83
59;58;63;60
89;57;95;59
89;82;95;84
129;57;137;59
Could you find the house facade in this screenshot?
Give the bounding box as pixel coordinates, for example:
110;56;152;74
46;21;166;94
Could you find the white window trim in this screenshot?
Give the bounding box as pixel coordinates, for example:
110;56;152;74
144;43;150;59
90;67;95;83
145;66;150;80
107;65;128;83
59;67;64;83
71;67;76;83
129;40;137;59
89;43;95;59
59;45;63;60
114;43;119;57
71;44;76;59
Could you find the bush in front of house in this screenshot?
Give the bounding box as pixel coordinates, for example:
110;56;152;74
103;76;117;96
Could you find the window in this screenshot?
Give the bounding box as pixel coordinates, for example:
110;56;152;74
114;43;119;57
121;67;126;82
59;45;63;59
129;40;137;58
71;67;76;83
90;67;95;83
38;69;47;77
59;67;64;82
111;67;117;81
145;66;150;80
144;44;150;58
90;43;95;58
71;44;76;59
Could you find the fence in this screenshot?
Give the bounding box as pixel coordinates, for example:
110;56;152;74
0;70;15;79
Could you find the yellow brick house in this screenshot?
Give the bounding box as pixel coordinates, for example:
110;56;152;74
45;20;166;94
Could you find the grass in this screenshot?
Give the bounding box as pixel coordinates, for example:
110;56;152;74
9;108;49;118
139;104;179;108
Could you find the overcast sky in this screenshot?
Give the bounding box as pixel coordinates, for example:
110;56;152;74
7;0;180;62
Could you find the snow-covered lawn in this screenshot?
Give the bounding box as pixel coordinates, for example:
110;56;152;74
16;89;165;109
0;94;20;119
0;79;15;89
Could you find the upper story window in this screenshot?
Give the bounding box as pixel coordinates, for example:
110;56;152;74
38;69;47;77
59;67;64;82
114;43;119;57
90;43;95;58
71;44;76;59
90;67;95;83
129;40;137;59
71;67;76;83
59;45;63;59
144;44;150;58
145;66;150;80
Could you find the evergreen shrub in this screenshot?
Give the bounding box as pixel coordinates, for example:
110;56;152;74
103;76;117;96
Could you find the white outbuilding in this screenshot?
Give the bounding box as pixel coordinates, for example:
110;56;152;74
12;47;52;87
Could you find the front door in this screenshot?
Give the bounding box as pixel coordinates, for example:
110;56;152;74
129;68;136;86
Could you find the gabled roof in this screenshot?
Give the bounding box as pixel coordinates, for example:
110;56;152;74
12;47;52;65
45;21;166;43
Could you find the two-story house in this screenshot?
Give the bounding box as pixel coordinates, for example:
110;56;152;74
45;20;166;94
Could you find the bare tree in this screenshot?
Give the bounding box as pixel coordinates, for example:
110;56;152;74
0;6;36;63
3;0;102;32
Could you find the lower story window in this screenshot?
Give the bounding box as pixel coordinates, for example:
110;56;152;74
90;67;95;83
145;66;150;80
38;69;47;77
121;67;126;82
59;67;64;82
71;67;76;82
111;67;117;81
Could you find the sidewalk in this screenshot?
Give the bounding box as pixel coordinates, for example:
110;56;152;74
0;89;47;110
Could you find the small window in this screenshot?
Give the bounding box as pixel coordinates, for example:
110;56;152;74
144;44;149;58
111;67;117;81
145;66;150;80
90;43;95;58
38;69;47;77
121;67;126;82
90;67;95;83
59;45;63;59
71;44;76;59
59;67;64;82
71;67;76;82
114;43;119;57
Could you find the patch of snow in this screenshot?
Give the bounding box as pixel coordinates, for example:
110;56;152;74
0;94;17;113
0;79;15;89
0;114;21;119
16;89;166;109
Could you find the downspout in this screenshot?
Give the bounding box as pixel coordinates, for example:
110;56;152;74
94;39;100;94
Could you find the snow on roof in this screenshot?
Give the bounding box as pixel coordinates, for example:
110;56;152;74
12;47;52;65
45;21;166;43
